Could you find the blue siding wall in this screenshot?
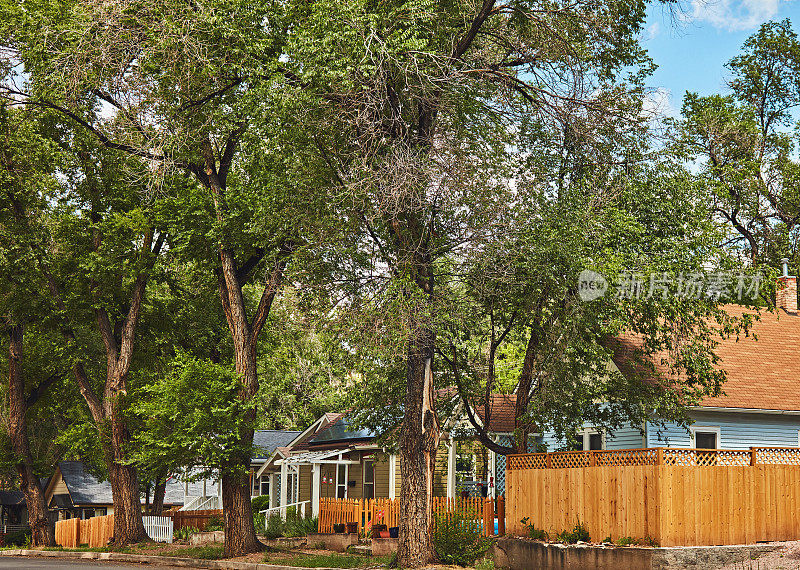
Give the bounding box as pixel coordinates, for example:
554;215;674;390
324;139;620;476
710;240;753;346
538;411;800;451
541;423;644;451
646;410;800;448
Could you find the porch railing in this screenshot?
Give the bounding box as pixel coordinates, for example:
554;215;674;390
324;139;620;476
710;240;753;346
260;500;310;526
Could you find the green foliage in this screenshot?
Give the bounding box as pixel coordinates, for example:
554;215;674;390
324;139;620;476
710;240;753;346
555;521;590;544
614;536;658;547
432;512;493;566
264;513;284;539
205;515;224;532
173;526;200;541
520;517;548;541
474;557;495;570
266;553;393;568
131;353;257;478
1;527;31;546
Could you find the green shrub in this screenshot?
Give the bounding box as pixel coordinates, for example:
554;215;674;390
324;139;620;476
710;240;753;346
205;515;224;532
264;513;284;539
285;514;318;537
614;536;658;547
615;536;634;547
432;512;493;566
520;517;548;541
173;526;200;541
2;527;30;546
251;495;271;513
555;521;590;544
475;557;495;570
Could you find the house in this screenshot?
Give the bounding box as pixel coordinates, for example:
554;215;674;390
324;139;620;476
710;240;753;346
538;269;800;458
249;429;301;499
0;490;26;529
255;407;519;517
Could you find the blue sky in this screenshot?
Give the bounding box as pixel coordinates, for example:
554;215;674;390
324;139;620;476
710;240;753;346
642;0;800;115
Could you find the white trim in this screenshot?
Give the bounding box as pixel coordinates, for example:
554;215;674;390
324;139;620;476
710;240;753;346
311;464;321;517
576;428;604;451
388;455;396;500
362;458;375;500
336;463;348;499
692;406;800;416
446;441;456;499
690;426;721;449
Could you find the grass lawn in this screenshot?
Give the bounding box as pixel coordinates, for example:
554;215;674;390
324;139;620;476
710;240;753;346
265;551;394;568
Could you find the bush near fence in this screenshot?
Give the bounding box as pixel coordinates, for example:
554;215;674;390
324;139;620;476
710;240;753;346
318;497;505;537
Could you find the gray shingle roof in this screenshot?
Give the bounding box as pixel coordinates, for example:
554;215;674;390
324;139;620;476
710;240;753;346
252;430;301;460
0;490;24;506
58;461;114;506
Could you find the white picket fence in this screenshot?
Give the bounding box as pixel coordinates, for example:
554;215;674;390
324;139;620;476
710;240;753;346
142;516;173;543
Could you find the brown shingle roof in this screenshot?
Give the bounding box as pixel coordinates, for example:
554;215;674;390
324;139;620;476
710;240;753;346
611;305;800;412
474;394;517;433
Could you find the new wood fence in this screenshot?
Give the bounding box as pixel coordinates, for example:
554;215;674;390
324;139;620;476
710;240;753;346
318;496;505;537
507;447;800;546
54;514;114;548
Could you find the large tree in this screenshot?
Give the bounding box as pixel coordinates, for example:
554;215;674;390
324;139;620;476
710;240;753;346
1;0;336;554
676;19;800;269
289;0;671;563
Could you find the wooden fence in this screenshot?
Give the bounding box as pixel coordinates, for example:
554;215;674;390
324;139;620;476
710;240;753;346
54;514;114;548
142;515;173;543
318;496;505;537
169;509;223;532
506;447;800;546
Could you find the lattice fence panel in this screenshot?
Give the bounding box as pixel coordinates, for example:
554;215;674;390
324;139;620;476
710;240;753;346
595;448;659;466
550;451;592;469
755;447;800;465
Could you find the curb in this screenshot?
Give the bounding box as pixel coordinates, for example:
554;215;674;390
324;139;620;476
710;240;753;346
0;548;341;570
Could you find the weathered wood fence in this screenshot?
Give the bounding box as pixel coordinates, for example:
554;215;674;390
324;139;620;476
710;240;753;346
318;496;505;537
170;509;223;532
54;514;114;548
507;447;800;546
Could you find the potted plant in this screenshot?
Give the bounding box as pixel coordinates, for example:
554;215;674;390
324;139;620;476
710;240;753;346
333;523;345;534
346;521;358;534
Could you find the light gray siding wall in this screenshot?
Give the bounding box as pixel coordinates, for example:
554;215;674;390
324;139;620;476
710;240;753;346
646;410;800;448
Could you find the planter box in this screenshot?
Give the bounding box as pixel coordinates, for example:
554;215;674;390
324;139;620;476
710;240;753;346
189;530;224;545
307;532;359;552
370;537;399;557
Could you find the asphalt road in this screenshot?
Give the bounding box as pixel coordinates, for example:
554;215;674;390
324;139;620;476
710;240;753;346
0;558;185;569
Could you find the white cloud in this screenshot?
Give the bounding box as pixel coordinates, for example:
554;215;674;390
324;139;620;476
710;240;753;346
645;21;661;41
688;0;784;32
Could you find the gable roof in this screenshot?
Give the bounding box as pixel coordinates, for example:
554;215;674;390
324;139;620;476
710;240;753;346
252;430;302;461
57;461;114;506
611;305;800;413
474;394;517;433
0;490;24;506
308;416;375;446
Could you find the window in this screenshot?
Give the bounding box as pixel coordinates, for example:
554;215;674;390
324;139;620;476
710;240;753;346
82;509;94;520
571;429;604;451
363;460;375;500
691;428;719;449
287;467;299;504
336;464;348;499
260;476;270;497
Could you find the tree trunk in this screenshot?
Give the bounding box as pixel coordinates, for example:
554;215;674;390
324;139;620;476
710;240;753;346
150;475;166;516
221;342;263;556
7;325;55;547
106;388;148;544
398;326;440;567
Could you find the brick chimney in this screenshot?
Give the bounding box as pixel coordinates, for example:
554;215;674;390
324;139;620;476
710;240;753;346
777;258;798;314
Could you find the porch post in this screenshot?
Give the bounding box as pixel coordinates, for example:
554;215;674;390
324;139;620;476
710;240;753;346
388;454;397;499
312;463;321;517
446;439;457;499
488;448;496;499
280;461;289;508
269;473;278;508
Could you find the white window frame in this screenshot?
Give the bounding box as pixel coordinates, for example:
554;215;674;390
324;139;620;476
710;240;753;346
576;428;604;451
363;459;375;500
690;426;721;449
288;465;300;504
336;464;348;499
